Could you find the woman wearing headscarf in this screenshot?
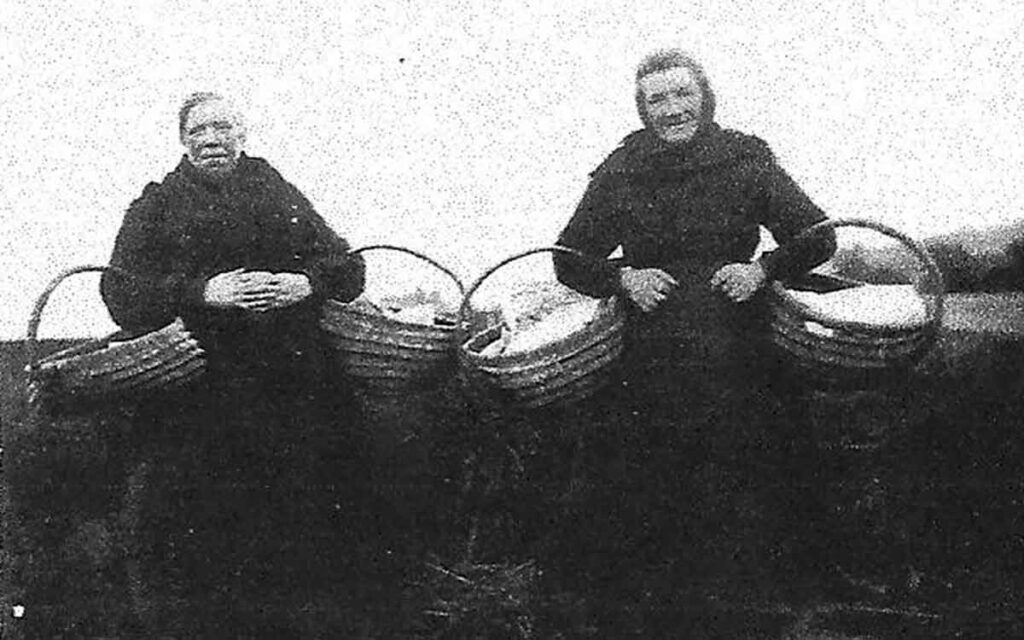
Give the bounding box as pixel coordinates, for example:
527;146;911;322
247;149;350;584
552;49;836;586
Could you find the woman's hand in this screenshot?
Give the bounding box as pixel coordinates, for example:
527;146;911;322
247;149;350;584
710;262;767;303
203;269;311;312
264;272;312;309
204;269;273;311
619;267;679;313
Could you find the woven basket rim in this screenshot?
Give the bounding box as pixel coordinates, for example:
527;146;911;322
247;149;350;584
26;265;207;402
320;255;462;386
31;320;205;394
769;217;945;334
321;298;457;337
455;245;626;409
771;332;915;370
37;319;200;370
771;318;931;362
473;337;624;390
772;317;930;352
770;304;926;345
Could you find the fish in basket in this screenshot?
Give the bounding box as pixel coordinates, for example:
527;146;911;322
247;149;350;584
458;247;625;409
769;219;945;377
26;266;206;407
320;245;465;392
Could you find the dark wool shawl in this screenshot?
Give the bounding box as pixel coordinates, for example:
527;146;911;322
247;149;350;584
554;124;836;416
555;123;834;298
101;153;365;382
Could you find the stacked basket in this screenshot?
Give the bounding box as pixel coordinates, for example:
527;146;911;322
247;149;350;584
320;245;465;393
769;219;945;378
458;246;625;409
26;265;206;407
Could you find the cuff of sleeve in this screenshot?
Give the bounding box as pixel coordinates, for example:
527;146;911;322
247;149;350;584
183;276;209;307
300;267;325;299
614;264;632;294
306;251;367;303
755;253;777;281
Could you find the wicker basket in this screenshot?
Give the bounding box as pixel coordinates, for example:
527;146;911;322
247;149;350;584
26;265;206;405
769;219;945;374
320;245;465;392
458;246;625;409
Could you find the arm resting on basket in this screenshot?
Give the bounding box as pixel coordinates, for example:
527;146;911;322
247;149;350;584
273;177;366;303
299;222;365;304
748;141;837;281
101;188;208;332
553;174;626;299
102;176;366;330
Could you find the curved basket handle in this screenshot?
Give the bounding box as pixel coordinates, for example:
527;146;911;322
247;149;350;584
349;244;466;297
457;245;609;330
787;217;946;328
24;264;130;376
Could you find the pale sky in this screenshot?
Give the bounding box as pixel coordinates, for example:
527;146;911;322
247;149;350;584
3;0;1023;338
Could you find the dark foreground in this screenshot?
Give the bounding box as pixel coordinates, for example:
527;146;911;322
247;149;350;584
2;294;1023;639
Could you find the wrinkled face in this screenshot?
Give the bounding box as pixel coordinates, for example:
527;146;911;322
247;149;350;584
638;66;703;144
181;99;245;177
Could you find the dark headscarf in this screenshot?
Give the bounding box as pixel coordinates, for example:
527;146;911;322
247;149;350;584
633;49;717;133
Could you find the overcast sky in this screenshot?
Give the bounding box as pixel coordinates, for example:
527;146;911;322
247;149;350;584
3;0;1023;338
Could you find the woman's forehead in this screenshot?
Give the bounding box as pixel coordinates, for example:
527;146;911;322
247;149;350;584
639;66;697;94
186;99;242;128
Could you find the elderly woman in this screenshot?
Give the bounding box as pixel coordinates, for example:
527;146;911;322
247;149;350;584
101;92;366;634
552;50;836;587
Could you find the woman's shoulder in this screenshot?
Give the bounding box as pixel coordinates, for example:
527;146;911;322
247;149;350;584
126;177;174;221
124;158;201;221
237;153;288;181
588;126;779;179
588;129;653;178
133;157;195;202
708;127;775;162
236;154;303;196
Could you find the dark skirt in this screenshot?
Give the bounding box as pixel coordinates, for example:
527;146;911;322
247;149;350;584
621;276;777;449
123;354;369;636
554;278;787;577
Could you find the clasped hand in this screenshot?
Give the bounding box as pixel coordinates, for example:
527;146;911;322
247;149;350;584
710;262;766;303
203;268;312;312
619;267;679;313
620;262;767;311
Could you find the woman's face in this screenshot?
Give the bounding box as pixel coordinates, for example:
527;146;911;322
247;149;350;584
638;66;703;145
181;99;246;177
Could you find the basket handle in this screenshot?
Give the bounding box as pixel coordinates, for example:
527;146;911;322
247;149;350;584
349;244;466;297
788;217;946;327
456;245;609;330
24;264;130;376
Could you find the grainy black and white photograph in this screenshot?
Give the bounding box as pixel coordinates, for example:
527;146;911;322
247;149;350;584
2;1;1024;637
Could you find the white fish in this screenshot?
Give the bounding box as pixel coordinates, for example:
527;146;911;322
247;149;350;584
788;284;929;328
502;298;600;354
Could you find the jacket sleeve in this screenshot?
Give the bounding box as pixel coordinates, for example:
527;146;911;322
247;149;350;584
553;170;626;298
100;186;208;333
749;140;837;281
301;209;366;304
281;179;366;303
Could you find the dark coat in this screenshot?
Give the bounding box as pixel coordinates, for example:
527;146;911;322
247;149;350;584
554;124;835;438
99;151;369;492
101;153;365;387
102;155;368;615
